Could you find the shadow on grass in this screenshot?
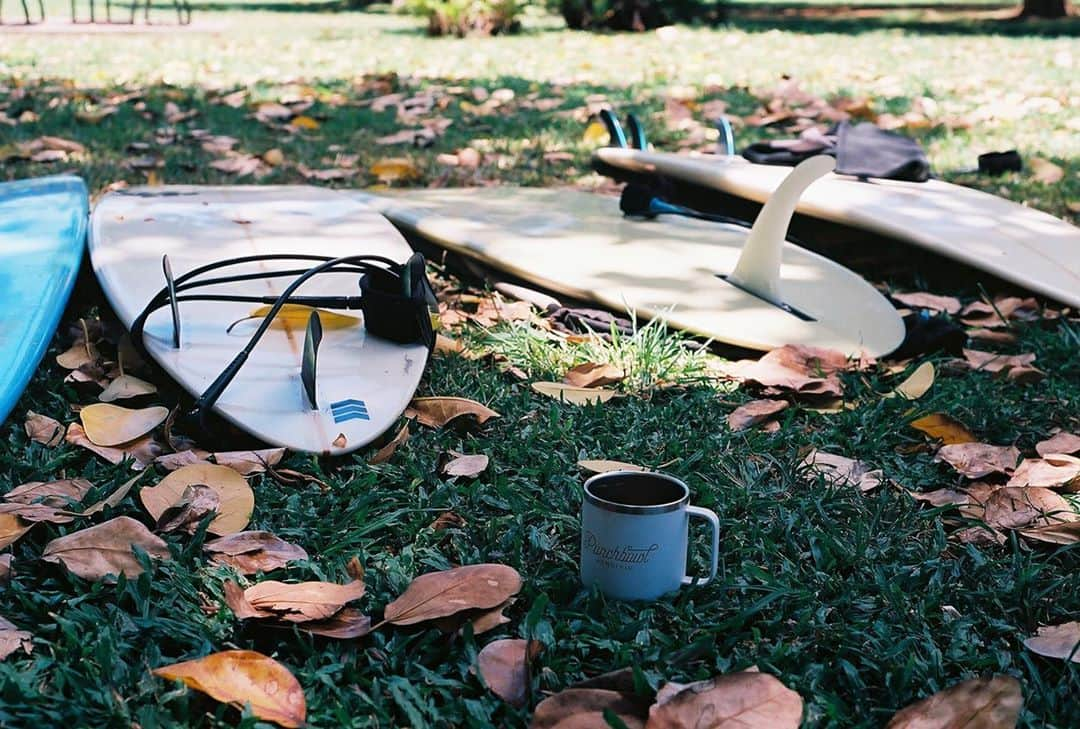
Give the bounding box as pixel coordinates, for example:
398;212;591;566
727;7;1080;37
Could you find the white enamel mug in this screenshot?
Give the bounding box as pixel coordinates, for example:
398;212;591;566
580;471;720;601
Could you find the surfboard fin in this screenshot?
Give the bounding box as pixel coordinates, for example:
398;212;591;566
726;155;836;307
598;110;648;150
301;310;322;410
162;255;181;349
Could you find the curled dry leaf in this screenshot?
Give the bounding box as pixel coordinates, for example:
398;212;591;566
405;397;500;429
477;638;539;707
0;616;32;660
243;579;366;622
982;487;1076;530
155;484;221;534
531;382;618;406
0;555;12;583
718;344;852;398
66;423;163;469
647;672;803;729
563;362;625;389
42;516;170;581
728;399;788;431
383;563;522;626
24;411;64;447
1036;432;1080;457
884;675;1022;729
55;338;99;370
140;464;253;535
371;157;420;183
296;608;373;639
578;459;646;474
1024;622;1080;663
532;688;649;729
152;650;306;729
1007;455;1080;490
0;503;75;524
909;414;977;445
959;297;1042;328
4;479;92;508
204;531;308;575
936;443;1019;479
888;362;935;400
369;423;409;465
80;472;143;517
1018;520;1080;545
98;374;157;402
890;292;961;315
79;404;169;447
801;450;883;492
906;488;970;507
212;448;286;475
441;452;489;478
962;349;1035;375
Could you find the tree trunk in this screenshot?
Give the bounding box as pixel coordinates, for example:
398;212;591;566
1019;0;1068;18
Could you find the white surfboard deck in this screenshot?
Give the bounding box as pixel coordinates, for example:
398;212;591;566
594;148;1080;308
89;185;428;455
354;187;904;357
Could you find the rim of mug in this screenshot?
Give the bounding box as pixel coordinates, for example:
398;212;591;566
583;471;689;515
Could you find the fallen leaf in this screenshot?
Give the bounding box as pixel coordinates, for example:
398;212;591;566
296;608;373;639
1036;432;1080;457
906;488;970;507
1019;521;1080;545
647;672;803;729
477;638;535;707
0;515;33;550
65;423;163;469
0;555;12;583
24;411;64;446
532;688;648;729
0;616;32;660
960;298;1041;328
910;414;977;445
383;563;522;626
891;292;961;315
888;362;935;400
371;157;419;183
4;479;92;508
936;443;1019;478
563;362;625;388
243;579;366;622
531;382;618;405
441;452;489;478
155;484;221;534
204;531;308;574
210;154;269;178
956;525;1007;546
98;375;157;402
0;503;75;524
237;304;360;332
262;148;284;166
801;450;883;492
578;460;646;474
728;399;788;431
75;105;118;124
296;165;356;181
41;516;170;581
1007;455;1080;490
1029;157;1065;184
156;450;208;471
369;423;409;465
152;650;306;728
405;397;500;429
80;472;143;516
1006;364;1045;384
289;115;320;130
79;404;169;447
1024;622;1080;663
982;487;1076;530
212;448;286;475
140;464;253;535
718;345;850;398
582;121;610;145
884;675;1022;729
55;338;99;370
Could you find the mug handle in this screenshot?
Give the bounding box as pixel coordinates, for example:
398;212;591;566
682;506;720;587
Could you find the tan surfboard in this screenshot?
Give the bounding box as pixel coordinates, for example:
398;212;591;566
594;147;1080;308
357;157;905;357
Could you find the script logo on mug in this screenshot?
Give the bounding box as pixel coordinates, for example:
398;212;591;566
580;471;720;601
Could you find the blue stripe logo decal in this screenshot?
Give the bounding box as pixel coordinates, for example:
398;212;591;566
330;399;370;423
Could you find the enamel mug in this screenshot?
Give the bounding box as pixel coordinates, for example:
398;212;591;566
580;471;720;601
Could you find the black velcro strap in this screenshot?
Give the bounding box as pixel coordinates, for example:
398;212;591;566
359;255;435;349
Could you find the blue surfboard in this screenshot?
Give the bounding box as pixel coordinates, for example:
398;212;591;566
0;176;88;427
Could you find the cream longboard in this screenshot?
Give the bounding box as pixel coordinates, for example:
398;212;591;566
358;157;904;357
89;186;428;455
595;147;1080;308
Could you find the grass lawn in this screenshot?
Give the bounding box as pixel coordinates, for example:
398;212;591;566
1;4;1079;727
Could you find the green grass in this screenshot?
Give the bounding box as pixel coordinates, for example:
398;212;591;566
1;6;1079;728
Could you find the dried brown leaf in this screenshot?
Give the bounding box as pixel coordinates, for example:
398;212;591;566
296;608;373;639
41;516;170;581
477;638;535;706
244;579;366;623
910;414;977;445
98;374;157;402
369;423;409;465
441;452;489;478
0;616;32;660
884;675;1021;729
646;672;803;729
1036;432;1080;457
982;487;1076;530
140;464;253;536
891;292;961;315
801;450;883;492
563;362;625;389
4;479;92;508
24;411;64;447
728;399;788;431
1007;455;1080;490
212;448;286;475
155;484;220;534
578;460;646;474
405;397;500;429
531;382;618;406
532;688;649;729
383;563;522;626
1024;622;1080;663
204;531;308;575
79;404;168;447
936;443;1019;479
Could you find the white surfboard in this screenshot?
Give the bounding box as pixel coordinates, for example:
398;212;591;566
355;157;905;357
594;147;1080;309
89;185;428;455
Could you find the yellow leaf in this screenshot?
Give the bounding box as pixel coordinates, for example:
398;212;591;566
886;362;935;400
289;115;320;130
578;459;645;474
242;304;360;331
262;148;284;166
140;464;253;535
152;650;306;728
371;157;419;183
531;381;618;406
910;413;976;445
99;375;158;403
582;121;610;145
79;404;169;447
1030;157;1064;185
